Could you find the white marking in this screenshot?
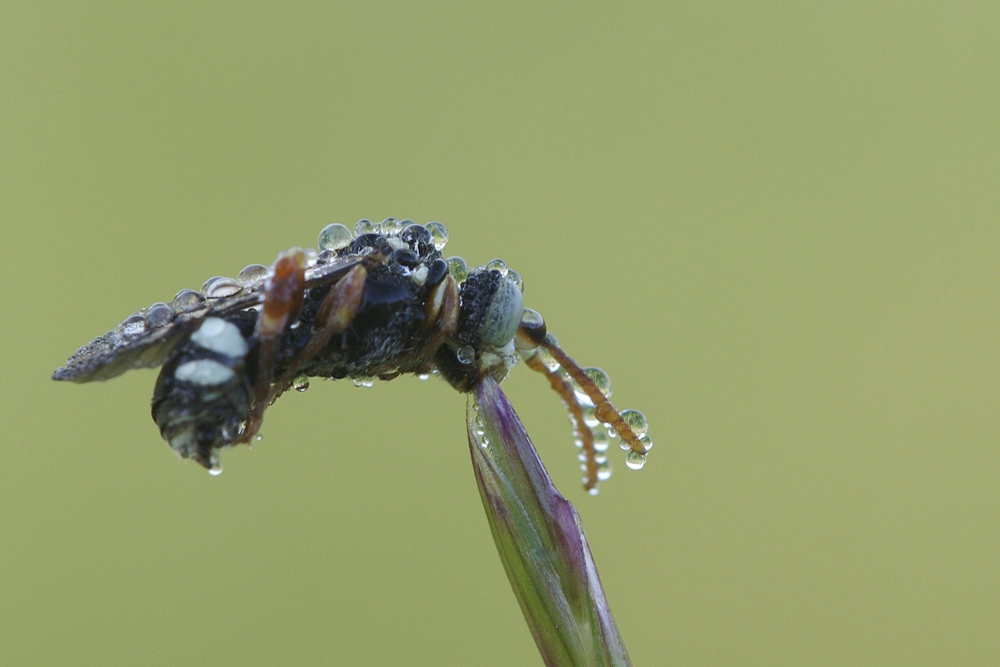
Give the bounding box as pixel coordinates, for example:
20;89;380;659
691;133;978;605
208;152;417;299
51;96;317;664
175;359;235;386
191;317;249;357
411;265;428;285
386;237;407;251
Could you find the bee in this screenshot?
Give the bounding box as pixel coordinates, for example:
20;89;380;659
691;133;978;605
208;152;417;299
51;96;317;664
53;219;650;492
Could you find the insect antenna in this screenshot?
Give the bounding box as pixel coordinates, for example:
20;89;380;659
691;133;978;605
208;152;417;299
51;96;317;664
516;309;651;492
539;337;648;456
523;350;601;492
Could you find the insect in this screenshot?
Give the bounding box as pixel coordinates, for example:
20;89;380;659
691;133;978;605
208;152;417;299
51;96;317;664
53;219;651;492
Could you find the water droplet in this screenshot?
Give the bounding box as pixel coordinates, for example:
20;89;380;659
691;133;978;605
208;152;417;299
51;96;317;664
446;256;468;283
593;430;609;452
597;463;613;481
507;269;523;293
303;248;318;266
538;346;560;372
425;221;448;250
318;223;353;251
485;258;508;275
203;277;243;299
401;223;431;247
588;486;600;496
293;374;310;392
582;406;599;428
573;367;611;406
200;276;222;293
381;217;402;235
619;409;648;438
171;290;205;313
120;313;146;337
456;345;475;365
144;302;173;328
255;434;263;442
639;435;653;453
209;464;223;476
417;373;430;380
237;264;268;288
515;309;546;351
354;218;376;235
625;450;647;470
353;376;375;387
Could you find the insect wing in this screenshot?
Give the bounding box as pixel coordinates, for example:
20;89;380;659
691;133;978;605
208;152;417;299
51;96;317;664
51;316;198;383
52;255;365;383
303;254;364;290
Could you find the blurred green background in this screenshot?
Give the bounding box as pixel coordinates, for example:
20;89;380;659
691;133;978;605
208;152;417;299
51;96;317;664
2;3;998;665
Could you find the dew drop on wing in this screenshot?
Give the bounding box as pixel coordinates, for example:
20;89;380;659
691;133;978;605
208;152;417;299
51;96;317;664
173;289;205;312
144;302;173;328
237;264;268;288
203;277;243;299
120;314;146;337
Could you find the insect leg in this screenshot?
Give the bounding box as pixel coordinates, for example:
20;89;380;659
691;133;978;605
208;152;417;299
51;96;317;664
240;248;308;443
270;264;367;392
419;274;460;349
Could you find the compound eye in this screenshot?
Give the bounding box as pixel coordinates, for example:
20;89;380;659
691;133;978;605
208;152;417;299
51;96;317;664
480;276;524;348
514;308;547;350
